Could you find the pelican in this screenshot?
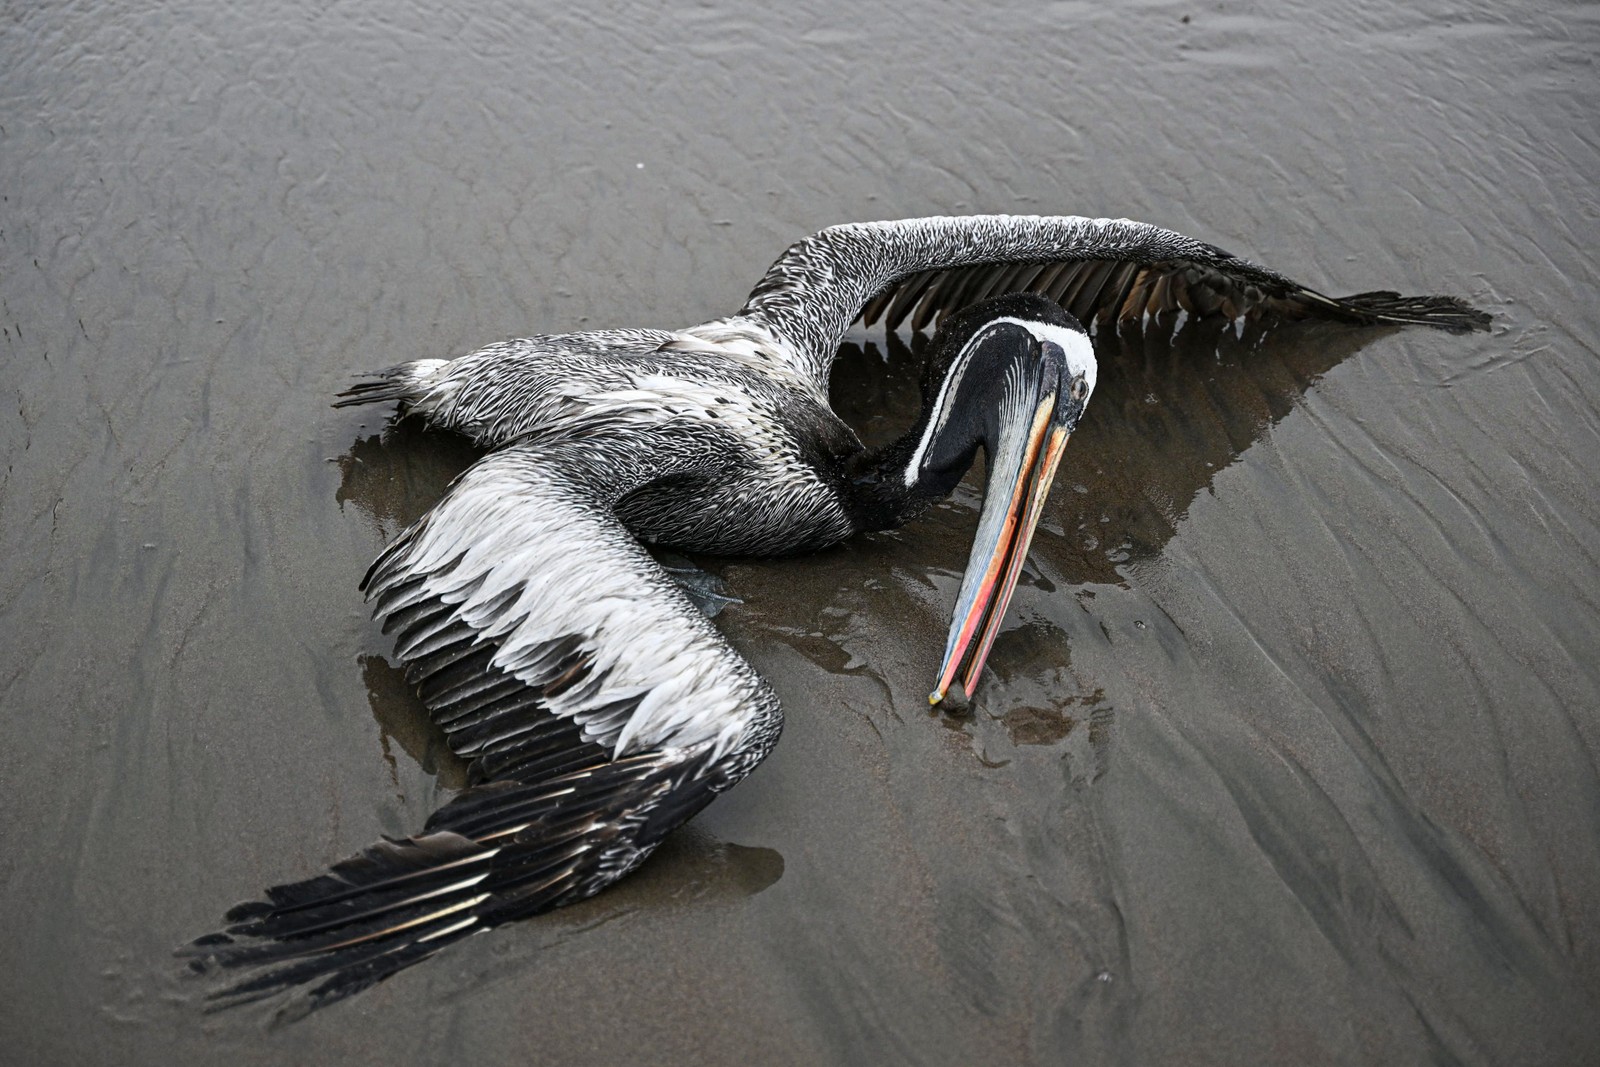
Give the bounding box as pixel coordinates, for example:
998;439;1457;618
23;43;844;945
185;215;1488;1013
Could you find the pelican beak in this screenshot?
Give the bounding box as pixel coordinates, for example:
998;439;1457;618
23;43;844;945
929;396;1072;705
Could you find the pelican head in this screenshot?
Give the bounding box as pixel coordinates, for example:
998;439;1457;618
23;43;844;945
845;292;1095;704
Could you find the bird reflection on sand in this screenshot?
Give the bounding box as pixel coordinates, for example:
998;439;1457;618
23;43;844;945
748;316;1391;757
829;315;1391;586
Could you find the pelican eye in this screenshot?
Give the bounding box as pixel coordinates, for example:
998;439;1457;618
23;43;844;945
1070;377;1089;401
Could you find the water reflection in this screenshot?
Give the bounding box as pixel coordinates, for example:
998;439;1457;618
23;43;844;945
334;418;484;535
806;315;1393;769
998;704;1079;746
830;314;1396;586
361;654;470;791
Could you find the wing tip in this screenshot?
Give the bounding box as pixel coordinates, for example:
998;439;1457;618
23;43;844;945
178;741;765;1021
1331;290;1494;333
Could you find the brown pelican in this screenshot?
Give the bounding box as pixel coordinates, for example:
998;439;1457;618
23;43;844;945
184;215;1488;1014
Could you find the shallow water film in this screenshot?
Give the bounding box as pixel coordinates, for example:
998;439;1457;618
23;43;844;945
3;0;1598;1063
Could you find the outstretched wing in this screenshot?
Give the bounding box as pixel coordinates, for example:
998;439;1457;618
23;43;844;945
725;215;1490;390
184;446;780;1018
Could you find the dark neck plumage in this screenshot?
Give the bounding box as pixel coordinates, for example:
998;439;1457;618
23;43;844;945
840;421;966;534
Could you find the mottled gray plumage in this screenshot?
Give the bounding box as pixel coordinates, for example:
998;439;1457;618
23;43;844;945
186;214;1487;1017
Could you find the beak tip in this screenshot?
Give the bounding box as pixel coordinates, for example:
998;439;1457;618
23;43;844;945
934;418;1068;722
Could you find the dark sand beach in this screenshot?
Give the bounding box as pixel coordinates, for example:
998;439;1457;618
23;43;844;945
2;1;1597;1062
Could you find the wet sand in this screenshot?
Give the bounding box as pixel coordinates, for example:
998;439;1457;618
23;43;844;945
2;1;1598;1063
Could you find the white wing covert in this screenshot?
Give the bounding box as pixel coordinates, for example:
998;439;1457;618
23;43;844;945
365;446;774;770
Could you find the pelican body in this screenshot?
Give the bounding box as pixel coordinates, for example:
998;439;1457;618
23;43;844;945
186;215;1487;1015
